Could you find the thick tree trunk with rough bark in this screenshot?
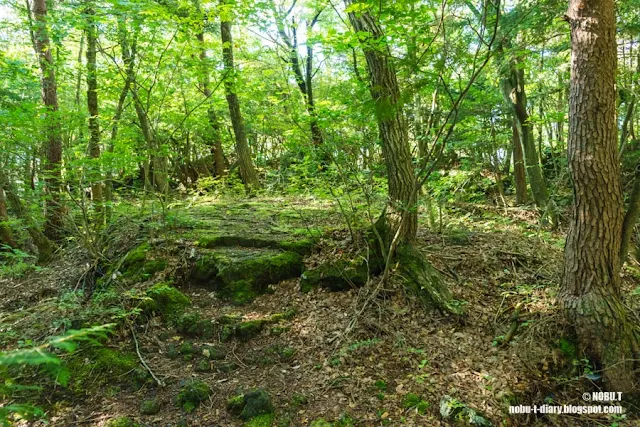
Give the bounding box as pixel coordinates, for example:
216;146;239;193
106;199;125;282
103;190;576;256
500;56;549;211
560;0;639;392
85;1;103;224
220;1;260;189
512;119;527;205
32;0;64;240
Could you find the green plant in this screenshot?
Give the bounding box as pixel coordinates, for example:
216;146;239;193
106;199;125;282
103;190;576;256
0;324;113;425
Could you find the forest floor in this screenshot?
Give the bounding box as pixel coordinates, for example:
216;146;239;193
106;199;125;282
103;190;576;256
1;196;640;426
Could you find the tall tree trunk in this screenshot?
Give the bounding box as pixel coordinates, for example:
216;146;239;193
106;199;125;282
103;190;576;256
271;4;325;155
500;55;549;212
195;30;226;178
220;0;260;189
0;171;53;262
512;119;527;205
0;186;17;249
345;2;416;243
85;1;103;224
560;0;639;392
104;16;136;222
345;0;455;314
32;0;64;240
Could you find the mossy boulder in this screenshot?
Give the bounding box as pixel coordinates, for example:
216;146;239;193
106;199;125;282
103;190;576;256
189;248;303;304
300;259;369;293
140;398;161;415
197;234;315;255
66;347;144;392
176;380;212;413
227;389;274;421
245;413;276;427
222;319;266;342
120;243;167;281
142;282;190;320
175;311;214;339
105;417;139;427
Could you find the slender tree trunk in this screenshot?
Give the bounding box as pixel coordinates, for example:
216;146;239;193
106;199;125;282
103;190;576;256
560;0;639;392
345;0;455;314
195;30;226;178
500;56;549;211
345;2;416;242
220;0;260;189
0;171;53;262
32;0;64;240
512;119;527;205
0;187;17;248
105;16;136;221
85;1;103;224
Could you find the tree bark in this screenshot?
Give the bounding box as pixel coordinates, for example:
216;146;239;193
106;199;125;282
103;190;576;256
32;0;64;240
512;119;527;205
105;16;136;221
0;186;17;249
272;4;325;155
500;55;549;212
220;0;260;189
560;0;639;392
195;30;226;178
85;0;103;224
0;171;53;262
345;1;417;243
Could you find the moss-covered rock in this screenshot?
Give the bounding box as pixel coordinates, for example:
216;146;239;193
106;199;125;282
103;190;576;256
220;310;296;342
176;380;212;413
195;359;212;372
119;243;167;281
175;312;214;339
140;398;161;415
66;347;143;392
197;234;315;256
300;259;369;293
105;417;139;427
142;282;190;320
245;413;276;427
202;345;226;360
227;389;274;421
189;248;303;304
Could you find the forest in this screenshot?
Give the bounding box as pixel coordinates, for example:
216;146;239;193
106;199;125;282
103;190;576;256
0;0;639;425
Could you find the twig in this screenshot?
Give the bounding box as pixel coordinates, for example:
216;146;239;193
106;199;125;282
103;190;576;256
130;325;165;387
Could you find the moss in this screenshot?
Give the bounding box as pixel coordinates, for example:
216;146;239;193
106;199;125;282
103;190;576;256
227;394;246;415
190;254;219;284
268;309;296;322
278;238;315;255
67;347;141;392
245;413;276;427
142;282;190;320
195;359;212;372
175;312;213;339
300;259;369;293
202;345;226;360
236;320;267;341
105;417;139;427
140;398;161;415
176;380;212;413
227;389;274;421
310;420;332;427
119;243;167;280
